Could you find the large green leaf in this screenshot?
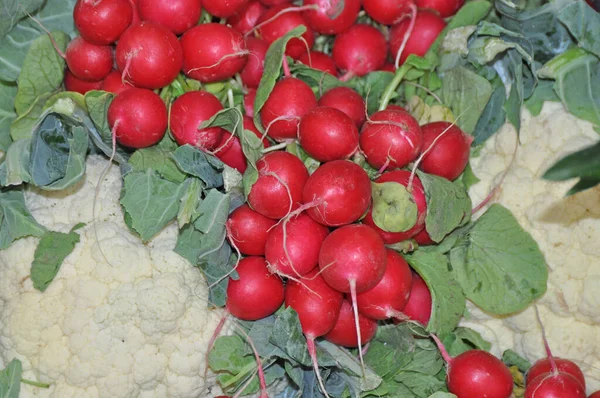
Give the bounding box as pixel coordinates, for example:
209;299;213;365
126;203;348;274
0;0;45;38
0;358;23;398
0;189;46;249
0;139;31;186
10;93;52;141
557;0;600;58
0;82;17;151
542;140;600;194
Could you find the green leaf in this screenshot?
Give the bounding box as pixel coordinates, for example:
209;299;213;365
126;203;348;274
9;92;52;141
0;358;23;398
84;90;114;141
470;84;506;146
371;182;418;233
457;162;480;192
364;324;416;379
442;327;491;357
354;71;395;114
0;82;17;150
0;139;32;186
286;142;320;174
129;146;187;184
171;145;223;187
270;307;312;367
290;61;346;96
557;0;600;58
0;189;46;249
428;393;457;398
0;0;45;38
31;223;84;292
404;249;466;337
120;170;187;242
177;178;203;227
198;243;236;307
449;204;548;314
542;141;600;181
417;171;471;243
13;31;69;115
502;349;531;373
524;79;559;116
394;372;446;397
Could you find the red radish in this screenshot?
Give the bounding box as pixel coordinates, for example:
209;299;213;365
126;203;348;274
527;358;586;389
379;63;396;72
401;273;432;325
129;0;141;23
285;268;343;396
332;24;387;80
248;151;310;220
297;51;337;75
116;22;182;89
362;170;427;244
265;212;329;278
243;116;270;147
324;299;378;347
256;4;315;59
181;23;248;83
413;228;435;246
226;204;277;255
107;88;167;148
317;87;366;129
418;122;473;181
363;0;412;25
226;256;284;321
137;0;202;35
298;106;359;162
228;1;267;35
302;160;372;227
244;90;257;117
100;70;131;94
240;37;269;89
259;77;317;141
416;0;464;18
65;37;113;82
359;107;423;170
214;132;248;174
302;0;360;35
73;0;133;45
389;11;446;66
355;249;412;320
64;70;102;94
203;0;249;18
170;91;225;151
589;392;600;397
259;0;289;4
525;373;586;398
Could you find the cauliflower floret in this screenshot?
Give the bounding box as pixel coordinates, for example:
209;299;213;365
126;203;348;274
465;102;600;393
0;156;229;398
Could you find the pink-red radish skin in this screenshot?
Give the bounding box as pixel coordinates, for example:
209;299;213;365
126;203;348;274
107;88;167;148
260;77;317;141
181;23;248;83
526;358;586;389
256;5;315;59
203;0;249;18
298;106;359;162
359;107;423;170
303;160;372;227
138;0;202;34
303;0;360;35
319;224;387;293
243;116;271;148
416;0;464;18
74;0;133;45
228;1;267;35
525;372;586;398
379;63;396;72
363;0;412;25
317;87;366;129
332;24;387;78
589;392;600;397
226;256;285;321
64;70;102;94
389;11;446;66
244;90;257;117
240;37;269;89
116;22;182;89
356;249;412;320
447;350;514;398
248;151;310;220
413;228;435;246
324;300;378;347
214;131;248;174
170;91;225;151
401;273;432;325
65;37;113;82
259;0;289;5
100;70;131;94
265;212;329;277
226;204;277;256
298;51;337;75
419;122;473;181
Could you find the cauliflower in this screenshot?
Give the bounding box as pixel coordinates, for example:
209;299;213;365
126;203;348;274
0;156;228;398
462;102;600;393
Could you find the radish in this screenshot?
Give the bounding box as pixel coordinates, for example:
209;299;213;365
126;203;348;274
130;0;141;24
332;24;387;80
181;23;248;83
265;212;329;278
226;204;277;256
107;88;167;148
228;1;267;35
240;37;269;89
214;132;248;174
226;256;285;320
359;107;423;170
527;358;585;389
100;70;131;94
389;11;446;66
203;0;249;18
361;170;427;244
317;87;366;129
73;0;133;45
589;392;600;397
65;37;113;82
363;0;412;25
297;51;337;75
355;249;412;320
259;77;317;141
419;122;473;181
243;116;271;148
298;106;359;162
256;4;315;59
248;151;310;220
170;91;225;151
302;0;360;35
285;268;343;397
137;0;202;35
323;299;378;348
379;63;396;72
413;228;435;246
400;273;432;325
64;70;102;94
259;0;289;5
416;0;464;18
302;160;372;227
115;22;182;89
244;90;256;117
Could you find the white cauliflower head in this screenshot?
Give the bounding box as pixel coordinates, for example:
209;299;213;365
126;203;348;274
0;156;228;398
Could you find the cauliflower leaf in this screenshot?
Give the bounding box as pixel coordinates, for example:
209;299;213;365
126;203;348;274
0;189;45;249
0;358;22;398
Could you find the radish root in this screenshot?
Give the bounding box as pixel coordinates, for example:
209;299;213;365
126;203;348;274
349;280;367;377
394;3;417;69
307;337;331;398
25;10;66;59
246;5;319;37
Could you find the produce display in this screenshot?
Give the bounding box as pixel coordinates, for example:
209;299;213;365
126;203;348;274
0;0;598;397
